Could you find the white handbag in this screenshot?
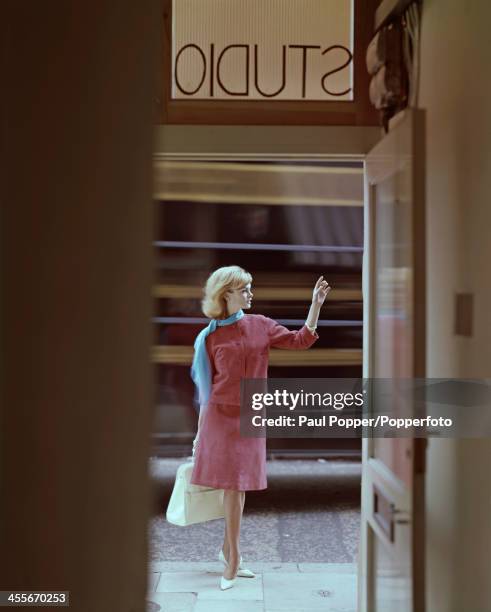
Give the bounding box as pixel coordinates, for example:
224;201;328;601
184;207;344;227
166;460;225;526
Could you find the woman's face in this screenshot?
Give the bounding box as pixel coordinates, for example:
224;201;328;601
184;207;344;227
226;281;253;312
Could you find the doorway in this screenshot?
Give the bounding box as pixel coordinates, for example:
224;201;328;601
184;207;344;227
149;154;366;611
149;110;426;611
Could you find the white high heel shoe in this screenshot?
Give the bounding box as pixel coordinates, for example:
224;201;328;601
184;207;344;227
219;549;256;578
220;575;237;590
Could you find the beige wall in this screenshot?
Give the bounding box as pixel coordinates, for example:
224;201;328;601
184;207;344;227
419;1;491;610
153;124;381;157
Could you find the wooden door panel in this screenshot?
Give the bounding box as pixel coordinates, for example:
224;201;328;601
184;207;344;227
359;109;426;612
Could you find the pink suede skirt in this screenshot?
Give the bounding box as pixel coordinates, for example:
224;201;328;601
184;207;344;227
190;402;267;491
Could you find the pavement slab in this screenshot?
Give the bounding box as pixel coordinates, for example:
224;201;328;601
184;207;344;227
148;572;160;592
147;563;358;612
146;592;197;612
263;571;357;611
155;570;264;600
298;563;357;574
194;601;265;612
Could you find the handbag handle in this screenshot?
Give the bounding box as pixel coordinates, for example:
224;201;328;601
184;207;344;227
192;431;200;460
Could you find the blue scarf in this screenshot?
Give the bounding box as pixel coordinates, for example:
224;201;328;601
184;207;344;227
191;309;244;412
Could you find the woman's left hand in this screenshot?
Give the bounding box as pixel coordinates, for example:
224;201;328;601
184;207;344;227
312;276;331;305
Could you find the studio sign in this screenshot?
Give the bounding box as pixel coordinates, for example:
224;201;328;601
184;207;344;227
174;43;353;99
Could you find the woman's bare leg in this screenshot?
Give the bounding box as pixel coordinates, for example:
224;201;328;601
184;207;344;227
222;522;229;560
222;491;246;562
222;489;245;579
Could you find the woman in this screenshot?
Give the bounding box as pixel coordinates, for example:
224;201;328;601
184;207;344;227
190;265;331;590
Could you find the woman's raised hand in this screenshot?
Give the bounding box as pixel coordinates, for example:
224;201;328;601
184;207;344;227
312;276;331;305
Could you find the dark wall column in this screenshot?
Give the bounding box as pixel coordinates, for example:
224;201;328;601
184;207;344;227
1;3;158;611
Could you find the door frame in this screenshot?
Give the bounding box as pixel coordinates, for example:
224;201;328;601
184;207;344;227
154;122;387;607
358;109;427;612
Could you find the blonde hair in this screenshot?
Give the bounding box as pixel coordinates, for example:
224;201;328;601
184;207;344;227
201;265;252;319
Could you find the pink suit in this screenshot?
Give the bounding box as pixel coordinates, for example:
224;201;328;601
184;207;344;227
190;314;318;490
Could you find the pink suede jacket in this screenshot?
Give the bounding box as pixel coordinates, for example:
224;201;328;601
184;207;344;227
204;313;319;406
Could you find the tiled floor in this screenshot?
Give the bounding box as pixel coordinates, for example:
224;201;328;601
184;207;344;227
147;562;358;612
